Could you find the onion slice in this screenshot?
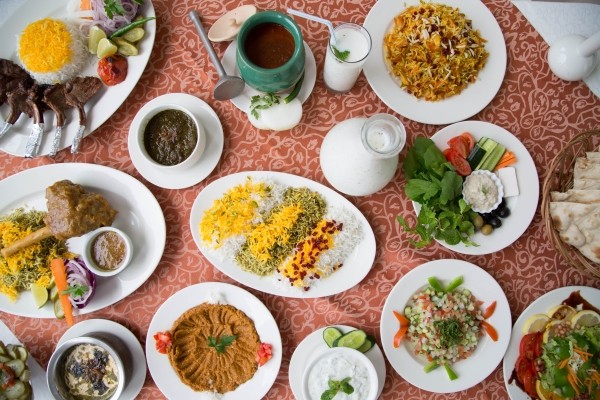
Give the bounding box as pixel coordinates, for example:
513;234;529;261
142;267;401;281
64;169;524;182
64;258;96;308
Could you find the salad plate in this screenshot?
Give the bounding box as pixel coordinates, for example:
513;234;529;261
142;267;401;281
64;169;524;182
363;0;506;125
289;325;386;399
0;0;156;157
221;40;317;112
380;259;512;393
0;320;52;398
128;93;224;189
0;163;166;317
189;171;376;298
146;282;282;400
417;120;539;255
502;286;600;400
57;319;146;400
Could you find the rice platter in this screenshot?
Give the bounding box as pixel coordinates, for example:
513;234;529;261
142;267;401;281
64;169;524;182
17;18;88;84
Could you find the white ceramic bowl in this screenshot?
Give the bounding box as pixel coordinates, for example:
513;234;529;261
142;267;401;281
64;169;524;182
135;103;205;171
462;169;504;213
302;347;378;400
81;227;133;277
47;334;130;400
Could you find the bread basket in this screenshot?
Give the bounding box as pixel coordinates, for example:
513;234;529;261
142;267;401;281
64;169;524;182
541;129;600;278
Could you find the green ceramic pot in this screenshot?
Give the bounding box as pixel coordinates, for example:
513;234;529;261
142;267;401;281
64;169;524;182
236;11;305;93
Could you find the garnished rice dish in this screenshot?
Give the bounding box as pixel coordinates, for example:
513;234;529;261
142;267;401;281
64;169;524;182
384;2;489;101
17;18;89;84
199;177;363;291
0;208;71;301
404;285;484;364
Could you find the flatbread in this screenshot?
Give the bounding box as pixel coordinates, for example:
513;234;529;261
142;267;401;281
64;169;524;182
586;152;600;160
550;202;600;263
574;157;600;181
551;189;600;203
573;178;600;190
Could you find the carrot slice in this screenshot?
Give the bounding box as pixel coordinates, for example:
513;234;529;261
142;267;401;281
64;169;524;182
481;321;498;341
80;0;91;10
393;310;409;326
483;301;497;319
494;151;517;170
393;325;408;348
50;258;74;326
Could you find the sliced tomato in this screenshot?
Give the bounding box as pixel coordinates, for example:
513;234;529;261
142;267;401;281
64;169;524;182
533;332;544;359
153;331;172;354
256;342;273;366
483;301;497;319
515;354;531;384
447;149;472;176
393;325;408;348
523;368;538;397
460;132;476;153
447;136;470;158
520;333;542;361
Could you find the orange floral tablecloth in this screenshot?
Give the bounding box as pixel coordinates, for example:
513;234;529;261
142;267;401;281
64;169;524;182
1;0;600;399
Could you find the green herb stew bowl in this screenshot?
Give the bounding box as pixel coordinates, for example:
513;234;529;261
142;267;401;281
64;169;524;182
236;10;305;93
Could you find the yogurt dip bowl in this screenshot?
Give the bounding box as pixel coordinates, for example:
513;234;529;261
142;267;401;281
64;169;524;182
236;10;305;93
82;226;133;277
462;169;504;213
47;334;130;400
302;347;378;400
135;103;205;172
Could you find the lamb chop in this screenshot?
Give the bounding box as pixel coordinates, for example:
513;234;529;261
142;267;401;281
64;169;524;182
0;80;33;138
64;77;102;153
43;83;72;157
24;84;51;158
1;180;117;258
0;59;33;137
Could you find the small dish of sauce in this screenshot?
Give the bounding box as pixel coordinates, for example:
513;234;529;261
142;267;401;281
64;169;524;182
83;227;133;277
244;22;294;69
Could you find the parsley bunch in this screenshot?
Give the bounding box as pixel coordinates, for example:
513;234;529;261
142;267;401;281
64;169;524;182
321;377;354;400
397;137;477;248
103;0;144;19
207;335;237;354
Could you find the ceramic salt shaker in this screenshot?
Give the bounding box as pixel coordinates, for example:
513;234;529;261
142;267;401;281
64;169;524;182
320;113;406;196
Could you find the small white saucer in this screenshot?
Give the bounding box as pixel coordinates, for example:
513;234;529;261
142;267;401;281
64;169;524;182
128;93;224;190
289;325;386;399
222;40;317;112
57;319;146;400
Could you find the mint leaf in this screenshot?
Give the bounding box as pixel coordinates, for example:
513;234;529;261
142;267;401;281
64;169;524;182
332;46;350;61
321;377;354;400
208;335;237;353
61;284;88;299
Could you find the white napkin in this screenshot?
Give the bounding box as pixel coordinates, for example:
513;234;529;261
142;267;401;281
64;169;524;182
512;0;600;98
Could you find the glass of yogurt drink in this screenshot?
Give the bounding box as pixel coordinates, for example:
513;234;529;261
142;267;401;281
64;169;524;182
323;23;372;93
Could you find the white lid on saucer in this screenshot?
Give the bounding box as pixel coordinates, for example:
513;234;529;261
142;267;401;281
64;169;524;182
207;5;257;42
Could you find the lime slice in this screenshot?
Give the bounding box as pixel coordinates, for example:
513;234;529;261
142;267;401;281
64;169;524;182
96;38;118;59
445;276;464;292
333;329;367;350
88;25;107;54
30;283;48;309
323;327;343;348
427;276;445;292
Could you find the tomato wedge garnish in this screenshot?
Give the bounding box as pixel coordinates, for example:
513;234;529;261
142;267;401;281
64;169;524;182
446;148;472;176
256;342;273;366
447;136;469;158
153;331;172;354
393;310;409;326
481;320;498;341
460;132;475;153
393;325;408;348
483;301;497;319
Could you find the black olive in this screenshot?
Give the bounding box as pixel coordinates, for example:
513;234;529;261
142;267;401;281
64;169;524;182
480;213;494;223
496;206;511;218
489;216;503;228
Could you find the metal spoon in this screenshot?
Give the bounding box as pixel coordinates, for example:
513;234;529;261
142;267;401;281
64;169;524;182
189;10;245;100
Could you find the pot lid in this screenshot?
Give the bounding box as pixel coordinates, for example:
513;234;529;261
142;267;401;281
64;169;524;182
207;5;257;42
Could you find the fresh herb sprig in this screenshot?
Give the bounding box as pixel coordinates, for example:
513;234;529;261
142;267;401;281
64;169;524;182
332;46;350;61
61;284;89;298
397;137;477;248
208;335;237;354
434;318;462;348
103;0;144;19
321;377;354;400
249;93;281;119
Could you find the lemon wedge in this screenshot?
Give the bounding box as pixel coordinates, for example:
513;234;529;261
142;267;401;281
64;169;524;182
536;380;563;400
88;25;107;54
522;313;551;334
96;38;118;59
546;304;576;321
30;283;48;309
570;310;600;330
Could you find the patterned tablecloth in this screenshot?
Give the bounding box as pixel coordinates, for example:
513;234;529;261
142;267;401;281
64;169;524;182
1;0;599;399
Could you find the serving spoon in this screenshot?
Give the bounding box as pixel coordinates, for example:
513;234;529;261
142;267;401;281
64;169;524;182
189;10;245;100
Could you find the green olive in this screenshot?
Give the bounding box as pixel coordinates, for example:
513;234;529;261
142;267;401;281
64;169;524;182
471;214;484;230
481;224;493;236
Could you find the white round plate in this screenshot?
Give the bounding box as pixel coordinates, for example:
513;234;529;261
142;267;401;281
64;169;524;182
189;171;376;298
0;163;166;317
502;286;600;400
221;40;317;112
0;0;156;156
415;120;539;255
128;93;224;189
146;282;282;400
289;325;386;399
0;320;53;399
380;259;512;393
363;0;506;125
57;319;146;400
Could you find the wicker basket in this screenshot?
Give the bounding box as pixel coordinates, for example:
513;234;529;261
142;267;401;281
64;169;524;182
541;129;600;278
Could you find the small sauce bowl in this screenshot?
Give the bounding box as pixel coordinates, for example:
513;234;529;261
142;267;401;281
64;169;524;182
136;103;206;171
82;227;133;277
47;334;129;400
302;347;378;400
